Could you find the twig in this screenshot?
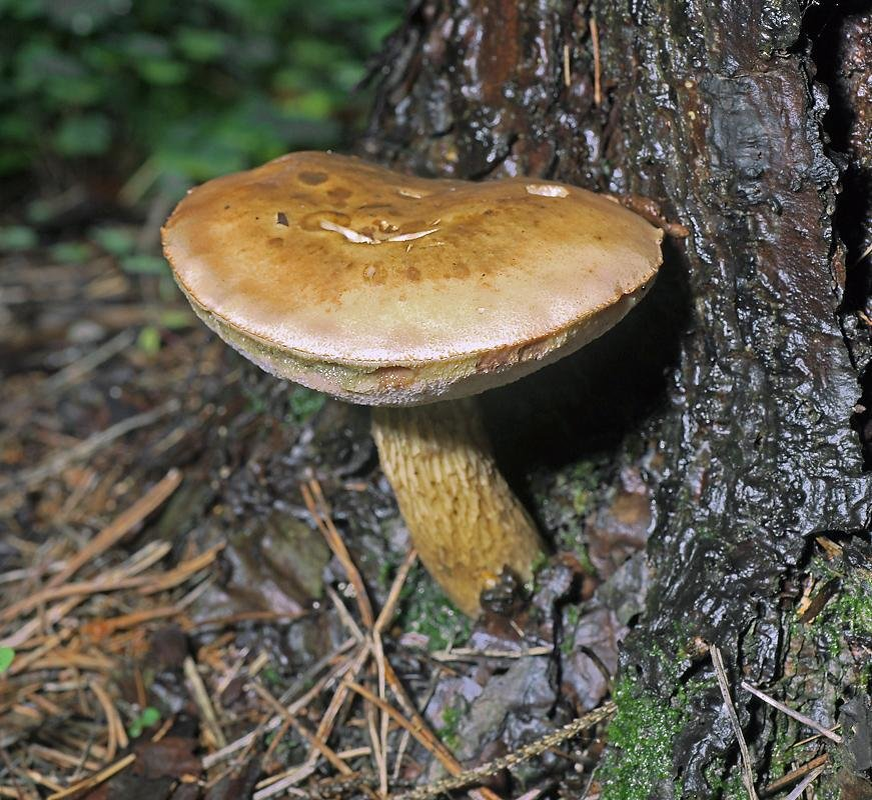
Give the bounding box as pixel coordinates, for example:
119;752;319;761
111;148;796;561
43;330;137;394
761;754;828;797
201;638;357;769
563;44;571;87
47;468;182;589
88;681;128;760
391;701;617;800
589;16;601;106
46;753;136;800
302;480;374;628
740;681;842;744
345;679;467;779
9;401;180;490
784;765;826;800
184;656;227;749
137;543;223;595
374;549;417;634
248;679;352;775
252;762;318;800
711;645;758;800
429;646;553;662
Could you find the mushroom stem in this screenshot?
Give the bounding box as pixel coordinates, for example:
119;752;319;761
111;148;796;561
371;398;544;617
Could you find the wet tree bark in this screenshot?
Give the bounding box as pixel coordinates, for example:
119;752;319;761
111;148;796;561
362;1;872;796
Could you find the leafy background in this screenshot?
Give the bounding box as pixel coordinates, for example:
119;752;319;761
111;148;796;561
0;0;403;231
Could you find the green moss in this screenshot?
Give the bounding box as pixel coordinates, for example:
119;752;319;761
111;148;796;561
805;555;872;659
561;605;581;655
440;706;463;749
397;564;471;652
535;458;602;562
599;674;684;800
287;387;326;424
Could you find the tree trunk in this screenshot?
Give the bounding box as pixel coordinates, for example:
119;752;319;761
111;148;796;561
362;0;872;795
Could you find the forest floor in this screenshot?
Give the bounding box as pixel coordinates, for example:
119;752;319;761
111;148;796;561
0;238;868;799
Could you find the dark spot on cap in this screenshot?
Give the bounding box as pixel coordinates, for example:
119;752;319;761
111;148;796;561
276;211;289;226
299;171;328;185
267;237;284;247
327;187;352;203
405;266;421;282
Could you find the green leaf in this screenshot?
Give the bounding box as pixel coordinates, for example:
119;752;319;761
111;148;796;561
137;325;161;355
0;225;37;251
159;309;194;330
120;254;169;275
137;59;188;86
174;28;228;62
53;114;111;157
139;706;161;727
0;646;14;674
50;241;92;264
90;225;137;257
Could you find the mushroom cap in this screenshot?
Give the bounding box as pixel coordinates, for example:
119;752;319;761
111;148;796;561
162;151;663;405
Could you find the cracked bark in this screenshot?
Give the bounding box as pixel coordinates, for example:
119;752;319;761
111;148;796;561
361;1;872;795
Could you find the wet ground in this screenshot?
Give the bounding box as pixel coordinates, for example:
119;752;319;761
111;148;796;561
1;224;870;798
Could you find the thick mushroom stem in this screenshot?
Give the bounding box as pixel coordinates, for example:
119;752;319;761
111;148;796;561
371;397;544;617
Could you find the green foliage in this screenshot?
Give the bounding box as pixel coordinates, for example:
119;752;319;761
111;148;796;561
439;705;463;749
0;646;14;673
0;225;37;250
137;324;162;355
287;387;326;424
397;563;472;652
0;0;404;183
806;554;872;659
127;705;160;738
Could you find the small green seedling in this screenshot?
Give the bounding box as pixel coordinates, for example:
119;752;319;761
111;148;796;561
0;647;15;674
127;706;161;738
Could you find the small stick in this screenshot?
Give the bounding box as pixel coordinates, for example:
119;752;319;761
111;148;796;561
429;646;553;662
11;402;180;490
784;765;826;800
248;679;352;775
590;16;602;106
184;656;226;749
46;753;136;800
711;646;758;800
740;681;842;744
201;640;357;769
761;754;828;797
563;44;571;87
43;330;136;394
89;681;128;760
374;549;417;634
48;468;182;589
137;543;223;595
302;480;374;628
252;762;317;800
345;680;464;778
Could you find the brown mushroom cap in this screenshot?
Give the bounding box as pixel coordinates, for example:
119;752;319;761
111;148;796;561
162;151;663;405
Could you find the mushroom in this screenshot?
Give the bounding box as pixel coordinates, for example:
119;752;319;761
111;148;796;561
162;151;663;617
